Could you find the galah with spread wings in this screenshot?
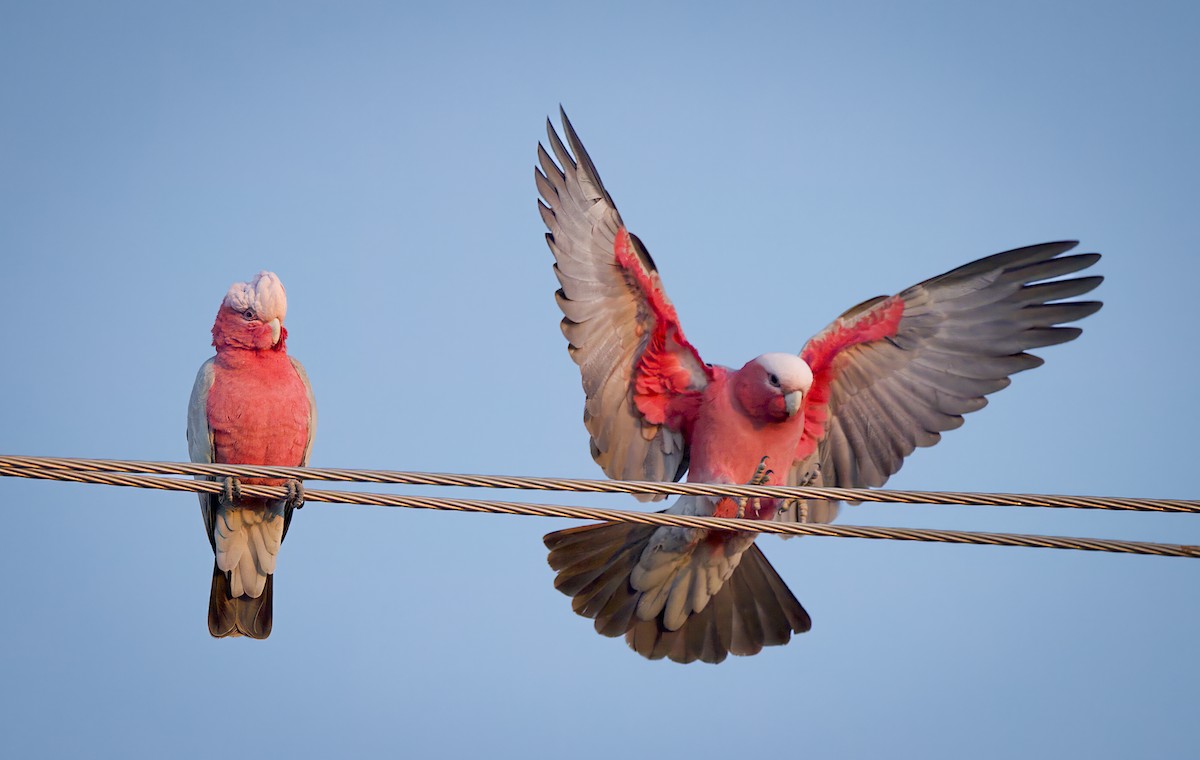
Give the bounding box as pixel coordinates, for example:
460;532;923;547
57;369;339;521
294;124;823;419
187;271;316;639
536;110;1103;664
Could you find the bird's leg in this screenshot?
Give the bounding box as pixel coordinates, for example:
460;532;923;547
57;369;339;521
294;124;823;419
286;479;306;510
221;476;243;506
735;456;773;519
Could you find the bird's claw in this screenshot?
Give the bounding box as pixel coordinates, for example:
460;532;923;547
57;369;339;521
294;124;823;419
221;476;243;505
286;479;306;509
786;465;821;520
748;456;772;486
735;456;773;519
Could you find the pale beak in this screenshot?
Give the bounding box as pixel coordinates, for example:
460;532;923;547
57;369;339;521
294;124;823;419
268;318;282;345
784;390;803;418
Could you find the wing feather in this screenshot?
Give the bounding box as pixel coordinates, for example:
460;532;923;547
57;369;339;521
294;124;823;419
186;358;218;549
537;110;712;498
782;242;1102;522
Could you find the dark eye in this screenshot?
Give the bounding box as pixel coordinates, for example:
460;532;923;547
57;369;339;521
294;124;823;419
768;373;780;387
242;309;256;320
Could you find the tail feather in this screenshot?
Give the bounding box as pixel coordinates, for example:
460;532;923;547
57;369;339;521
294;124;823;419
748;542;815;635
735;544;807;647
549;521;649;621
545;521;811;664
728;560;765;653
208;565;273;639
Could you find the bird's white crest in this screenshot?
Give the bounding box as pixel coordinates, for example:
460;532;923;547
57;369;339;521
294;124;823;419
755;352;814;392
223;271;288;322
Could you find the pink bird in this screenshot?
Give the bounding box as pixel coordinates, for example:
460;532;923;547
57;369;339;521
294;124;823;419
186;271;316;639
536;110;1102;663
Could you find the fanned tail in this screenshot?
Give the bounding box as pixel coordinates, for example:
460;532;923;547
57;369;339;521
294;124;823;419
208;565;273;639
545;521;811;664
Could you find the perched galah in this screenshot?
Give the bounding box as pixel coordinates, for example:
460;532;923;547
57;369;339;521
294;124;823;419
535;111;1103;664
186;271;316;639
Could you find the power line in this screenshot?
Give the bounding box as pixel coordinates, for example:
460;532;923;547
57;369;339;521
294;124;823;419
1;457;1197;559
1;454;1195;513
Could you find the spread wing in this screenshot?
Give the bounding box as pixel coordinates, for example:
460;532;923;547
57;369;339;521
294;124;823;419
186;358;219;549
781;241;1103;523
536;109;713;499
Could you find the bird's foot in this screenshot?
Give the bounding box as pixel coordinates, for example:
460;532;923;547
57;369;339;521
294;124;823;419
780;464;821;520
221;476;243;505
286;479;306;509
797;462;821;488
735;456;773;519
748;456;774;487
774;464;820;519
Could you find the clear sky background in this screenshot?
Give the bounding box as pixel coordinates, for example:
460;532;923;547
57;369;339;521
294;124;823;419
1;2;1196;757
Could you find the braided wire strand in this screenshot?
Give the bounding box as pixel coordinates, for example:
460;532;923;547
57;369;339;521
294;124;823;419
1;454;1197;513
3;463;1198;559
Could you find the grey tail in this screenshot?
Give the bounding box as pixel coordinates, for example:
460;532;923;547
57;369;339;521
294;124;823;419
545;521;811;664
207;565;273;640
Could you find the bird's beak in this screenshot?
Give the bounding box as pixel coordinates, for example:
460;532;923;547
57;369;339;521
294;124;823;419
269;318;282;346
784;390;803;418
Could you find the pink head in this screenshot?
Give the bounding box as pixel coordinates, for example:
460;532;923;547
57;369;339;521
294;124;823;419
211;271;290;352
733;353;814;423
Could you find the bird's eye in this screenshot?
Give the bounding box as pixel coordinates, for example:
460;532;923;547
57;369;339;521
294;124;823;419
242;309;256;320
768;373;780;387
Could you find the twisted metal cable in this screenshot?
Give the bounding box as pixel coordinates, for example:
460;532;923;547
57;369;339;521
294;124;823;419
2;464;1198;559
1;454;1197;513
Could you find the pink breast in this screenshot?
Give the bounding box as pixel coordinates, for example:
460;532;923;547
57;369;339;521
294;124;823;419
687;375;805;519
207;354;310;485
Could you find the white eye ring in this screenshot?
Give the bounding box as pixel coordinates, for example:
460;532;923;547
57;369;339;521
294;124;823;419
242;309;256;320
768;373;780;387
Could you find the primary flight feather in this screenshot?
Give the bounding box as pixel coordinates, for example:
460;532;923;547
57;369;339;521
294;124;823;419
536;109;1102;664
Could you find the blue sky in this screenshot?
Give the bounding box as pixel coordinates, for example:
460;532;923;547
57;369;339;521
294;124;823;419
1;1;1197;757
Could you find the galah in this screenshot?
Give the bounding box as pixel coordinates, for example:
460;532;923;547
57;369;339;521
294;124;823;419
535;110;1103;664
186;271;316;639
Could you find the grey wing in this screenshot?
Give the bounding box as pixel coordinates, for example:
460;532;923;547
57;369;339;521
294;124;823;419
536;109;710;499
187;358;219;549
781;241;1102;523
289;356;318;466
